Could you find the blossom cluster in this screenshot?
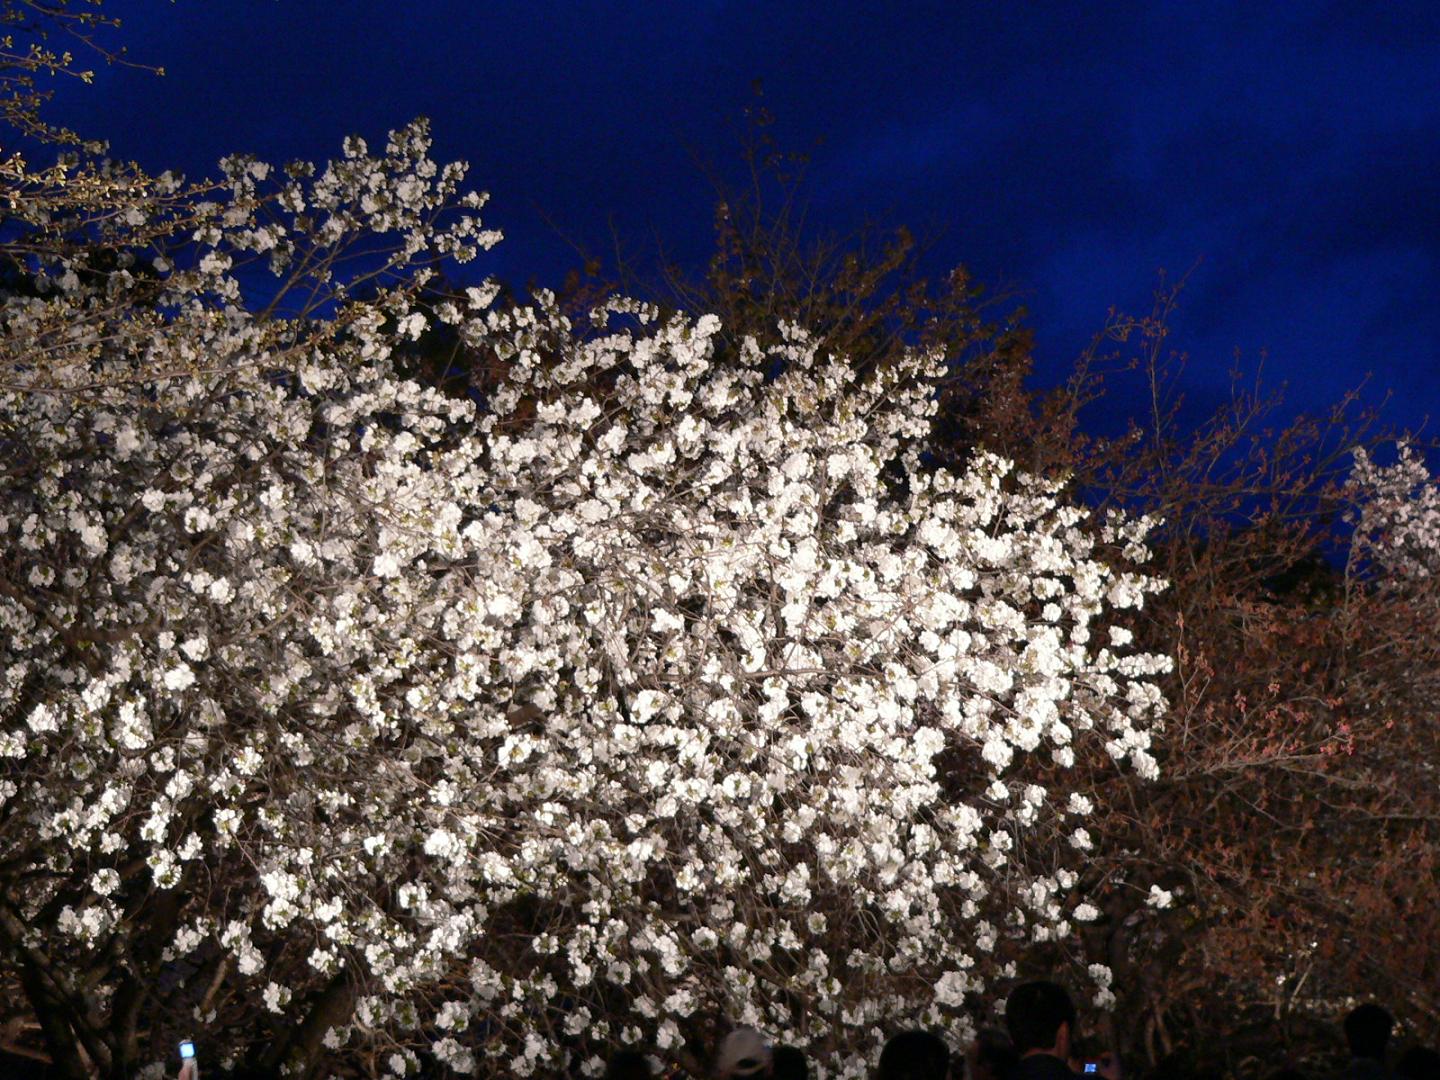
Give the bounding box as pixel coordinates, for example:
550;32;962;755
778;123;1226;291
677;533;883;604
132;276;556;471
1347;443;1440;581
0;123;1170;1077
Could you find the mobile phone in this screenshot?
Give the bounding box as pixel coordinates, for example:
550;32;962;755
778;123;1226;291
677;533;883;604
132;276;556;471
179;1040;196;1060
1084;1064;1097;1074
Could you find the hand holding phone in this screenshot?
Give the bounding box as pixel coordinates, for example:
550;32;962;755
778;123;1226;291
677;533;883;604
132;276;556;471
179;1039;199;1080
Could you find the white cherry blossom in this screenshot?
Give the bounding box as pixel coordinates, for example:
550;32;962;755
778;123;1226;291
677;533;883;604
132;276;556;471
0;120;1171;1078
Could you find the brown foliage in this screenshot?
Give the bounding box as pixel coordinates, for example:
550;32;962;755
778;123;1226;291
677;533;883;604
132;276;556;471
1030;284;1440;1076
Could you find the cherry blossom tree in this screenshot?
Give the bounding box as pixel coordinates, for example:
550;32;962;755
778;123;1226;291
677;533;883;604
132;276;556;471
553;114;1440;1076
0;112;1174;1078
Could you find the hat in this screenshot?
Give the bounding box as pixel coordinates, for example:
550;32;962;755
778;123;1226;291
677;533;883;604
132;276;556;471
717;1027;772;1077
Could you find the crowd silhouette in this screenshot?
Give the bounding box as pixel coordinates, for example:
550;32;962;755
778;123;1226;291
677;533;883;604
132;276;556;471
7;981;1429;1078
592;984;1440;1080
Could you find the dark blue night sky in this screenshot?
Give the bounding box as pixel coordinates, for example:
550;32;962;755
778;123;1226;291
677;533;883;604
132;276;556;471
44;1;1440;440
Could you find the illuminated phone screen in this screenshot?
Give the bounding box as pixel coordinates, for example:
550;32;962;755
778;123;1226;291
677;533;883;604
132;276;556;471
179;1041;196;1060
1084;1065;1097;1074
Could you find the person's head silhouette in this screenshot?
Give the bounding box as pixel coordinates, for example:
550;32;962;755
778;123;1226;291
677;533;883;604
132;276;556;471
877;1030;950;1080
604;1049;654;1079
1345;1005;1395;1062
968;1027;1019;1080
1006;980;1078;1059
771;1044;808;1080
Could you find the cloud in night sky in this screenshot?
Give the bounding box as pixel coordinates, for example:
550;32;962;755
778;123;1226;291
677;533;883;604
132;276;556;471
43;0;1440;438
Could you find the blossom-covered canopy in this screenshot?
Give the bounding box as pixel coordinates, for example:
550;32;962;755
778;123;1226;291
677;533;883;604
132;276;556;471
0;122;1170;1079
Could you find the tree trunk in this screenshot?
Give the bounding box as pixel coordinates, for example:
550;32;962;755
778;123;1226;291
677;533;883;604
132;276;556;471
259;969;355;1079
17;962;90;1080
